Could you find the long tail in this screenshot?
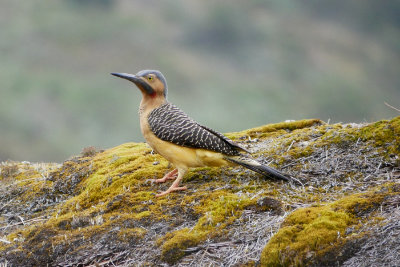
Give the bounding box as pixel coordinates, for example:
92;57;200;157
225;156;290;182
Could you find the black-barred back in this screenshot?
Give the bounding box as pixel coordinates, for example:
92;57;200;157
147;103;244;156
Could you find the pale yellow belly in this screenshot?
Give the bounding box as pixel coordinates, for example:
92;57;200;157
140;111;228;169
145;131;228;169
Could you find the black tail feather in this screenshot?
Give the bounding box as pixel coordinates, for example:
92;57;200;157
225;156;290;182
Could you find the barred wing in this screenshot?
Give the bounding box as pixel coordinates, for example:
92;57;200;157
147;103;247;156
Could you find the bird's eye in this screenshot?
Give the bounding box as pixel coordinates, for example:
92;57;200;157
147;75;154;81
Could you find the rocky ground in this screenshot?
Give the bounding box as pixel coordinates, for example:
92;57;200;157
0;117;399;266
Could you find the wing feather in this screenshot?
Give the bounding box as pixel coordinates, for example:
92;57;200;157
147;103;245;156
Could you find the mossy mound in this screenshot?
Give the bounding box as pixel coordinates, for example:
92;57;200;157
260;184;399;266
0;117;399;266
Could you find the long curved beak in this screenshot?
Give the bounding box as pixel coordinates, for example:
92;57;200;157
111;72;155;95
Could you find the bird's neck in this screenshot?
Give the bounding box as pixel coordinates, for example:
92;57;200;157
139;95;166;117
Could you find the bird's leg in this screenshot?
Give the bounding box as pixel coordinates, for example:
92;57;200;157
155;168;178;183
156;169;187;197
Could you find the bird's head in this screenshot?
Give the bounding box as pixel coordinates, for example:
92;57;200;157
111;70;168;100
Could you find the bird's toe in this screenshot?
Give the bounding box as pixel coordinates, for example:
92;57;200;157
155;186;187;197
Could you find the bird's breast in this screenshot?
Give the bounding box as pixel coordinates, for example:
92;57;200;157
140;122;228;169
138;103;229;169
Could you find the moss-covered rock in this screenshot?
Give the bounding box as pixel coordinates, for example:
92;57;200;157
260;184;398;266
0;117;399;266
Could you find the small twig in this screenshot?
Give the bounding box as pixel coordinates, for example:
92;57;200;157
17;216;25;225
384;102;400;113
289;175;304;187
355;137;361;146
375;162;382;173
286;140;295;152
184;240;246;253
0;217;47;230
0;238;11;244
250;189;264;200
199;244;210;264
15;177;46;184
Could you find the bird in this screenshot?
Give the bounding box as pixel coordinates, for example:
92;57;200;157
111;70;292;197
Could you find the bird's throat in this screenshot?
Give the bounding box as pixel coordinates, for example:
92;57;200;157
139;96;166;116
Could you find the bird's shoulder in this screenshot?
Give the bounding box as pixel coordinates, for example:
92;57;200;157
147;102;247;155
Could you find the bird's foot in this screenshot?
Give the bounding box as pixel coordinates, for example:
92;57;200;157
155;169;178;183
156;185;187;197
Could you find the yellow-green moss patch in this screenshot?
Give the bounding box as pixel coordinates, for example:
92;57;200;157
357;116;400;156
159;228;208;264
2;118;399;266
260;184;398;266
158;191;257;264
226;119;324;140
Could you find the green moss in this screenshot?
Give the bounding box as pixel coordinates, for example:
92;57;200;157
318;117;400;158
0;162;60;204
159;228;208;264
133;210;151;220
331;192;386;217
60;142;169;211
226;119;324;140
260;185;397;266
261;206;352;266
287;145;315;159
117;227;147;242
0;142;174;260
357;116;400;155
158;191;257;264
2;118;399;265
195;191;256;227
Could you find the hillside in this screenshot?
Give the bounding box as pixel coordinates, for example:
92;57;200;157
1;0;400;162
0;117;399;266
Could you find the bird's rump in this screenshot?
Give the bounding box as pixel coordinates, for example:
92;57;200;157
147;102;244;156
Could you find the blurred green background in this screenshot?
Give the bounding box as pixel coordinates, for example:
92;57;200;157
1;0;399;162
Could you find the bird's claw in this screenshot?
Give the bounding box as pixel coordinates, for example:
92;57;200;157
155;169;178;183
155;176;177;183
156;186;187;197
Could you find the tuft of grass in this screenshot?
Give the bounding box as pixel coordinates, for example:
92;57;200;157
80;146;98;157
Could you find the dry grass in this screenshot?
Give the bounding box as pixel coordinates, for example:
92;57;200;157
0;118;399;266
